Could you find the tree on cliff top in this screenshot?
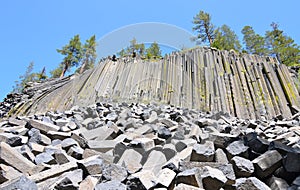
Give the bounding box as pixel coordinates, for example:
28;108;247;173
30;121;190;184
57;34;83;78
13;62;47;93
241;26;268;56
192;10;215;46
265;22;300;66
212;24;241;52
79;35;97;74
146;42;162;59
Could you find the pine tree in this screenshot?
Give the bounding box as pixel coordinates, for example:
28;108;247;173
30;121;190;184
79;35;97;74
265;22;300;66
13;62;39;93
192;10;215;46
212;25;241;51
146;42;162;59
57;34;83;78
241;26;268;56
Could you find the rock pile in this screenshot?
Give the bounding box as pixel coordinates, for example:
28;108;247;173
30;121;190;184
0;102;300;189
0;76;72;117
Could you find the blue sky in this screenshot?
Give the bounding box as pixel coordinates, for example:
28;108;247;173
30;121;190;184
1;0;299;101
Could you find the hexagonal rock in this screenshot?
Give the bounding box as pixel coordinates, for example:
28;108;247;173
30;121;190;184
28;119;60;133
156;168;176;188
143;150;167;175
129;138;155;153
95;180;126;190
201;166;227;190
176;168;203;188
252;150;282;178
226;140;249;159
117;149;143;174
231;156;254;177
178;162;236;186
80;158;104;175
190;141;215;162
234;177;271;190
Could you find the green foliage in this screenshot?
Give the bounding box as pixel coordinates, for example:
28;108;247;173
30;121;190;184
265;23;300;66
146;42;162;59
117;38;161;59
80;35;97;74
192;10;215;46
36;67;47;80
13;62;46;93
241;26;268;56
57;34;83;77
212;25;241;51
50;63;64;78
117;38;145;57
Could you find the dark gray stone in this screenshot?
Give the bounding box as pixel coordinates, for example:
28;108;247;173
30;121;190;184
0;133;22;147
243;132;269;153
283;151;300;173
157;126;172;140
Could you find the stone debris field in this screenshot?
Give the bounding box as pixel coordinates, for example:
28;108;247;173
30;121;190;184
0;102;300;189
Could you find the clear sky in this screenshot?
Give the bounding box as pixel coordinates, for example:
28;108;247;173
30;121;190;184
1;0;299;101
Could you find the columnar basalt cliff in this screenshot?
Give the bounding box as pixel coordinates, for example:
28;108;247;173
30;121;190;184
2;47;300;119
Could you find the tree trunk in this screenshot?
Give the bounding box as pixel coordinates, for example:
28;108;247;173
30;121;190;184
60;63;68;78
79;61;87;74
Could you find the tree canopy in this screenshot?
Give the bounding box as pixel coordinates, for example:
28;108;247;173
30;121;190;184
56;34;83;78
192;10;215;46
51;34;97;78
241;26;268;56
212;24;241;51
265;23;300;66
118;38;162;59
13;62;47;93
79;35;97;74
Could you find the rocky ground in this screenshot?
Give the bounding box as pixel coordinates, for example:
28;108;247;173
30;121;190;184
0;102;300;189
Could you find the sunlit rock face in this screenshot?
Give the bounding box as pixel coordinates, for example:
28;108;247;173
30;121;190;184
6;47;300;119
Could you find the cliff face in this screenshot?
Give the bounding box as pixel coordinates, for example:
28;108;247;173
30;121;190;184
6;47;300;119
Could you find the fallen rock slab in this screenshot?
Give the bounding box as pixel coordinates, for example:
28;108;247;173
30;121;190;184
0;142;36;173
